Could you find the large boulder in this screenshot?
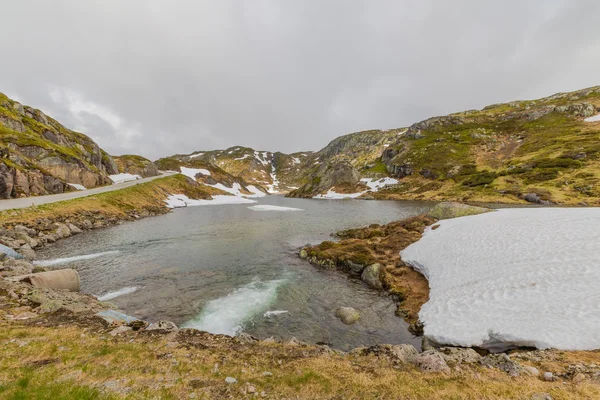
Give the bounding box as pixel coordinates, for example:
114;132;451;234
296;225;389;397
428;202;491;220
361;263;383;290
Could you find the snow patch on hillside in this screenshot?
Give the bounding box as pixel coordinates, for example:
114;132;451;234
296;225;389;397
313;177;398;199
110;173;141;184
401;208;600;351
180;167;211;179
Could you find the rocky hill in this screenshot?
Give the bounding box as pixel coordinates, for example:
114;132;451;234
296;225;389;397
160;147;314;193
155;154;269;196
288;85;600;205
113;154;159;178
0;93;119;198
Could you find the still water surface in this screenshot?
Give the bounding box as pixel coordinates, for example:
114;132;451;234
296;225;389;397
38;196;433;350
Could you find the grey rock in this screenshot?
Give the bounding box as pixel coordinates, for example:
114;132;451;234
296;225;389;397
54;223;71;239
109;326;132;336
225;377;237;384
389;344;419;364
19;244;36;260
334;307;360;325
531;394;552;400
543;371;555;382
361;263;383;290
346;260;366;274
439;347;481;365
413;350;451;373
67;223;83;235
522;366;540;377
146;320;178;332
480;353;522;377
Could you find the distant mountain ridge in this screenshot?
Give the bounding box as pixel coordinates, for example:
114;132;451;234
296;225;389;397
167;84;600;205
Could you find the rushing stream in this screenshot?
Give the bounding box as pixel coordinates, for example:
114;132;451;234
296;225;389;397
37;196;432;351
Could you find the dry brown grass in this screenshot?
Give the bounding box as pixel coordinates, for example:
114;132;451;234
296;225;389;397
1;321;598;399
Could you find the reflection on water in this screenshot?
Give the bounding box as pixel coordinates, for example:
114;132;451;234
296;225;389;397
37;195;433;351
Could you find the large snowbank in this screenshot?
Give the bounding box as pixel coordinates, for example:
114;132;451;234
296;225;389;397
313;177;398;199
110;173;141;184
400;208;600;351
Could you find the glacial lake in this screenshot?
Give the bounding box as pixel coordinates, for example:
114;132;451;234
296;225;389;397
37;196;433;351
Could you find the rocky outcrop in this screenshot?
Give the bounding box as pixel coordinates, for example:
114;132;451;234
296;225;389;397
0;92;118;198
114;155;159;178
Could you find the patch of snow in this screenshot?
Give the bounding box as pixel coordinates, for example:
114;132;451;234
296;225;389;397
180;167;211;179
245;185;267;198
383;143;390;148
234;154;251;161
110;173;141;184
254;151;271;166
189;152;204;159
165;194;256;209
313;177;398;199
400;208;600;351
248;205;303;212
292;157;301;164
313;190;363;199
584;114;600;122
397;129;407;135
68;183;86;191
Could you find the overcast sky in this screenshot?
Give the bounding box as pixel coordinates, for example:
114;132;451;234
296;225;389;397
1;1;599;159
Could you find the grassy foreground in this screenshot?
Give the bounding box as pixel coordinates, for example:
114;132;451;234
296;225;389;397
1;321;599;400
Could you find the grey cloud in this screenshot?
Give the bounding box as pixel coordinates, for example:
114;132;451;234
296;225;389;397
1;0;599;159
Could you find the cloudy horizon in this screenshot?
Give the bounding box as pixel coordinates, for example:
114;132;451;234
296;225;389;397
1;0;599;160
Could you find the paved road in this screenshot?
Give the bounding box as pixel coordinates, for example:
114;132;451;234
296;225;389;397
0;172;178;211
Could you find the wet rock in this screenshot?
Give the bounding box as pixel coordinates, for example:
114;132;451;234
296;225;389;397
346;260;366;274
67;223;82;235
480;353;522;377
361;263;383;290
335;307;360;325
428;202;491;220
412;350;451;373
54;223;71;239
